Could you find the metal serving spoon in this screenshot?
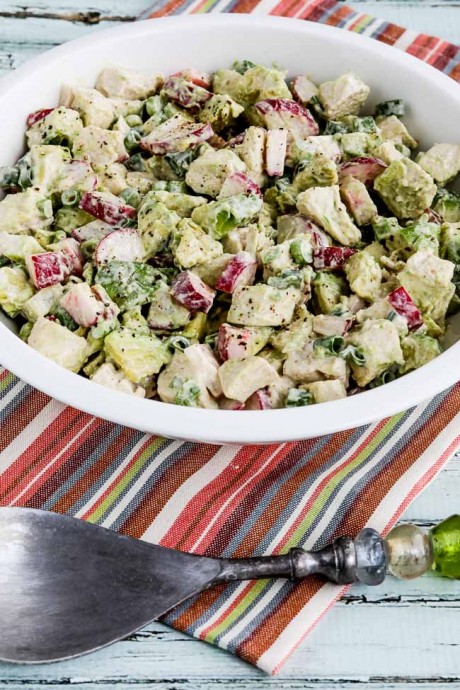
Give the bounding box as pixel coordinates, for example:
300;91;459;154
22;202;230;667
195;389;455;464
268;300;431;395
0;507;458;664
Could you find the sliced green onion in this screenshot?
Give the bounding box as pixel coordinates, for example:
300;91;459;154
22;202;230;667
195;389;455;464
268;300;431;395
233;59;256;74
340;344;366;367
120;187;141;209
313;335;345;356
17;155;33;190
290;237;312;266
369;366;399;388
19;321;34;342
144;95;164;117
124;129;142;152
170;375;201;407
37;199;53;219
0;165;19;189
125;153;146;172
267;270;304;290
285;388;313;408
125;114;143;128
166;335;191;352
323;120;349;135
204;332;218;347
61;188;81;207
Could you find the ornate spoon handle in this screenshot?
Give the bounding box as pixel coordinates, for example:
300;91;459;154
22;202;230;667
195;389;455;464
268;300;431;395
215;515;460;586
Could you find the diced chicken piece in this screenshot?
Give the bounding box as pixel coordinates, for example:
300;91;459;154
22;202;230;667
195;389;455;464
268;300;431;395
161;76;212;109
356;298;409;337
218;172;262;199
254;98;319;138
228;285;300;327
91;362;145;397
171;270;216;313
313;314;352;337
277;214;329;246
79;191;136;226
291;75;318;105
140;114;214;154
284;346;348;386
318;73;370;120
185;149;246;197
28;316;89;372
302;379;347;403
147;282;190;331
348;319;404;386
0;189;53;235
96;67;163;99
216;323;271;361
218;356;278;402
174;220;223;269
344;251;382;302
417;143;460;185
297;186;361;246
73;126;127;169
398;250;455;322
95;229;144;265
340;175;378;226
265;129;287;177
52;238;83;276
215;252;257;293
378;116;417;149
157;344;221;408
338;157;387;187
60;282;119;328
312;246;356;270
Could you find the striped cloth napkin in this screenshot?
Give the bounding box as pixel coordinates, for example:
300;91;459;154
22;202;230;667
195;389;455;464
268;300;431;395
1;0;460;674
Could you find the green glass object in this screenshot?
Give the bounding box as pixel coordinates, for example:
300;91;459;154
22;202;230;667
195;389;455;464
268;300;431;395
431;514;460;579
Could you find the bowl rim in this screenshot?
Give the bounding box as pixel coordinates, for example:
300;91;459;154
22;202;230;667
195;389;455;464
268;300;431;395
1;14;460;444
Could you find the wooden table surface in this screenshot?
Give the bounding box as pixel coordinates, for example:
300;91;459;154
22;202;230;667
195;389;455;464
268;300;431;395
1;1;459;687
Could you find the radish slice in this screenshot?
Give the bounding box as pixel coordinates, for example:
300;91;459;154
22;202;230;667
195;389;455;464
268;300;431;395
339;157;387;186
54;238;83;276
245;387;272;410
219;397;245;410
60;283;118;328
171;69;212;89
265;129;288;177
387;286;423;330
312;246;356;270
95;228;144;266
26;252;71;289
171;271;216;313
254;98;319;137
79;191;137;226
27;108;55;127
162;76;212;109
140;114;214;155
217;323;252;361
215;252;257;293
219;172;262;199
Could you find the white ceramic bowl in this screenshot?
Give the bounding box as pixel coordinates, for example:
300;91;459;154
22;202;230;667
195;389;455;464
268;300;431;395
1;15;459;444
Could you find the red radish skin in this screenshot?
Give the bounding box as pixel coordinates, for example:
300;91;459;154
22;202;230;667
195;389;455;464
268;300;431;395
171;69;212;89
79;192;137;226
215;252;257;293
226;133;246;148
219;398;245;410
217;324;252;361
26;252;71;289
387;286;423;330
26;108;55;127
312;246;356;270
140;119;214;155
265;129;288;177
424;208;443;224
95;229;144;266
162;76;212;109
254;99;319;137
245;388;272;410
219;172;262;199
171;271;216;314
339;157;387;186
